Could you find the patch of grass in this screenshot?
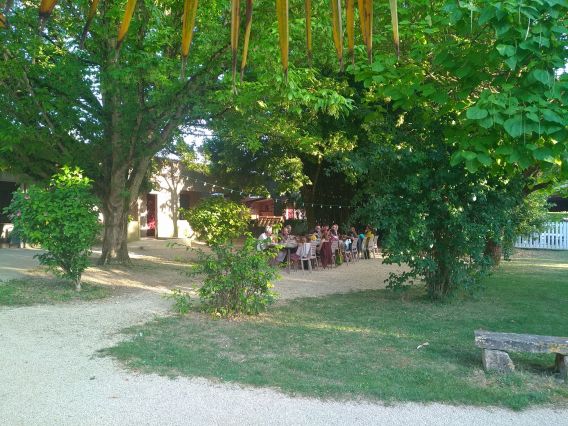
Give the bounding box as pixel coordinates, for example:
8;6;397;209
0;278;110;306
546;212;568;222
103;250;568;409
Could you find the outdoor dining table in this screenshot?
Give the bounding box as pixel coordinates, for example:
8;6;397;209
268;241;298;273
283;241;298;273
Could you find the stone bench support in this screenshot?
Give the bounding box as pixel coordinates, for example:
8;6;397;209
475;330;568;380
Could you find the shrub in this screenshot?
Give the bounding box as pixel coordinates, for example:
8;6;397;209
182;196;250;245
164;288;192;315
192;237;278;316
4;166;100;290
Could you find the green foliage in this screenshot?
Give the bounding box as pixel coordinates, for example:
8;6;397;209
352;0;567;180
192;237;278;317
344;0;567;298
182;196;250;245
164;288;192;315
4;167;100;289
352;109;534;299
513;192;551;237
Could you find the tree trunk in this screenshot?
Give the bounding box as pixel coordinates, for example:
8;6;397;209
98;164;131;264
484;239;502;266
99;200;130;264
97;156;152;265
301;187;316;230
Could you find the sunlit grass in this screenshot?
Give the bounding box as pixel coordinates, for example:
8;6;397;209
103;250;568;409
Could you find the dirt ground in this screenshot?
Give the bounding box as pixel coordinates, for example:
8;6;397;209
3;237;407;300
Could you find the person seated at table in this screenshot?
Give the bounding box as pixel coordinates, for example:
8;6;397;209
330;224;339;239
284;224;292;235
279;226;292;243
313;225;322;240
257;226;273;251
290;236;310;261
348;226;358;240
342;234;352;251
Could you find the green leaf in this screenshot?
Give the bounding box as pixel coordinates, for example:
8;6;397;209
542;109;564;124
503;116;524;138
505;57;517;71
450;152;462;166
532;69;551;85
461;151;477;161
464;159;479;173
477;153;492;166
495;146;513;155
533;147;555;163
466;106;488;120
496;44;515;57
479;117;494;129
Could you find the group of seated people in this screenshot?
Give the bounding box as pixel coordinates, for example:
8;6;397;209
257;223;379;267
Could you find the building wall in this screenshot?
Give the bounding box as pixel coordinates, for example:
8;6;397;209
134;161;207;239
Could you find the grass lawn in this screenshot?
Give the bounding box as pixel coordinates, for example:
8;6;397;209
546;212;568;222
0;278;110;306
103;250;568;409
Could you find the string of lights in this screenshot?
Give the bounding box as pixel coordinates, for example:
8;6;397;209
190;177;352;209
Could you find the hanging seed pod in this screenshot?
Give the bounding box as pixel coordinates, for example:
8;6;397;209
240;0;253;80
330;0;343;71
365;0;373;62
79;0;100;48
39;0;58;32
305;0;312;66
276;0;289;82
117;0;138;49
181;0;199;79
346;0;354;64
230;0;240;91
357;0;366;47
389;0;399;56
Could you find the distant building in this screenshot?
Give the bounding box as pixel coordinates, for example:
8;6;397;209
0;173;19;243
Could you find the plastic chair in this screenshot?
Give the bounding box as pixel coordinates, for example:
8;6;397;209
351;239;359;261
330;240;339;267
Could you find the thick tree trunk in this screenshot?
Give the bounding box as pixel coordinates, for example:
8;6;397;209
97;156;152;265
99;196;130;264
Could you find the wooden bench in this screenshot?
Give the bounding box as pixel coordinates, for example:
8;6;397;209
474;330;568;380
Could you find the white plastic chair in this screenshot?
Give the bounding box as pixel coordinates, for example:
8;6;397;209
351;239;359;261
372;235;380;256
330;240;339;267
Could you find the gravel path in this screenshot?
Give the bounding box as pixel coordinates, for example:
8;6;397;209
1;244;568;424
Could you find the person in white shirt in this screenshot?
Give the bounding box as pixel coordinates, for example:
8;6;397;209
257;226;273;251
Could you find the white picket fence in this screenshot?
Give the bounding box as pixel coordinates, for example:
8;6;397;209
515;221;568;250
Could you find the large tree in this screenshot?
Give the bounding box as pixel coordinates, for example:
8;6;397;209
1;0;229;263
349;0;568;297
